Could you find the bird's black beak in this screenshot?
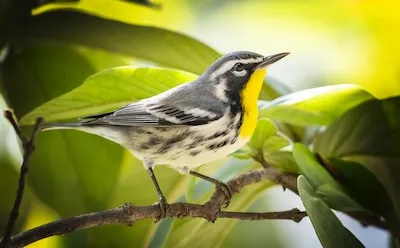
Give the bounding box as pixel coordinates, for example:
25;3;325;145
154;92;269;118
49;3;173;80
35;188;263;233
254;52;290;70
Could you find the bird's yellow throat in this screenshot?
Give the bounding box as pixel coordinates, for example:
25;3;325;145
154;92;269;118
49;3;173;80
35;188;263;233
239;68;267;138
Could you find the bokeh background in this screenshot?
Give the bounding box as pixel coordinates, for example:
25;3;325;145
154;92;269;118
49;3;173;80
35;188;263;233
1;0;399;247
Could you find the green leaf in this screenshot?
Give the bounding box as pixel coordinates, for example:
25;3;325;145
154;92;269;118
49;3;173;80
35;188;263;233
4;43;96;118
328;158;400;232
263;133;290;153
298;175;365;248
314;97;400;230
249;118;278;151
231;148;252;160
259;84;373;126
21;9;220;74
21;67;197;124
293;143;336;188
3;44;124;247
263;151;299;173
293;144;364;212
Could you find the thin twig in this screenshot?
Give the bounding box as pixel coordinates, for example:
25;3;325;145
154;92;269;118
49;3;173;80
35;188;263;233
218;208;306;222
0;110;43;248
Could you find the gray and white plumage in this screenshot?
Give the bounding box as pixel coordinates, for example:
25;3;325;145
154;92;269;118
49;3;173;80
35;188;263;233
43;51;288;173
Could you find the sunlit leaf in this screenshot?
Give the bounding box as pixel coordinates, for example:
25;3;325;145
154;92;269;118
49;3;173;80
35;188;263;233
21;67;197;124
263;134;290;153
264;151;298;173
259;84;373;126
21;9;220;74
249;118;278;151
298;175;365;248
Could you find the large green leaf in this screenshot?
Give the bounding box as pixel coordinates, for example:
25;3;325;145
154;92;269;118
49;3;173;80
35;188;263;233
328;158;400;234
3;44;125;246
21;67;197;124
259;84;373;126
314;97;400;231
298;175;364;248
293;144;364;212
4;43;96;118
18;9;220;75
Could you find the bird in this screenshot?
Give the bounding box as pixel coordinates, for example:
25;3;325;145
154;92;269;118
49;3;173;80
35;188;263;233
43;51;289;219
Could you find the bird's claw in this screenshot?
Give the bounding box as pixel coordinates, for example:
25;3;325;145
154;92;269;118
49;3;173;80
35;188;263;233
216;181;233;208
155;197;169;223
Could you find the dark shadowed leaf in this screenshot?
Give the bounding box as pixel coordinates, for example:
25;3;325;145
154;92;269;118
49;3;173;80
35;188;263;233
20;9;220;74
3;44;124;246
298;175;365;248
314;97;400;232
4;43;95;118
328;158;400;233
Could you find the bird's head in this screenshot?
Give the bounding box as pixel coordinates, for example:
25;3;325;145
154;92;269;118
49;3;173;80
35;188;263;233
201;51;289;102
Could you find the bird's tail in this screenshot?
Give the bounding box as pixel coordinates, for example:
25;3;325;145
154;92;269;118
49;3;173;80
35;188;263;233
41;122;83;131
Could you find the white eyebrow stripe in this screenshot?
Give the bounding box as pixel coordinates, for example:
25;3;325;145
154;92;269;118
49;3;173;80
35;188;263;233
209;57;264;80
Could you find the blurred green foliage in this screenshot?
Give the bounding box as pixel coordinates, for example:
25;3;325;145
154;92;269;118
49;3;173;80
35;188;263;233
1;0;400;247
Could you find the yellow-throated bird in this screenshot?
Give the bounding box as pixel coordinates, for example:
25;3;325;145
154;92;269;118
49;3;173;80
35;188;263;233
43;51;289;218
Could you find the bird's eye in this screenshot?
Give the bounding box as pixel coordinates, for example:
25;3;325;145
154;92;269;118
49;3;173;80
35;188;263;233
233;63;244;72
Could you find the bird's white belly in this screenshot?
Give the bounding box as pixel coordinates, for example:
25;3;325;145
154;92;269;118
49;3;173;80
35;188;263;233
130;113;247;173
160;135;248;173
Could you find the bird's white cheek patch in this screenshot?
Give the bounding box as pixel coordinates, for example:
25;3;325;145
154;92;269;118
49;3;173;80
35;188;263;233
232;70;247;77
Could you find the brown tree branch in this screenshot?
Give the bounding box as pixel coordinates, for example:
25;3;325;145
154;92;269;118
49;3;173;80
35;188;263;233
258;156;298;194
7;203;306;247
0;111;43;248
3;167;307;247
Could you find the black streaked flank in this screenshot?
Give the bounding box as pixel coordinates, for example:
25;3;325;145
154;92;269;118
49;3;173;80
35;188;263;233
190;150;201;156
207;144;217;150
147;136;162;146
157;132;191;154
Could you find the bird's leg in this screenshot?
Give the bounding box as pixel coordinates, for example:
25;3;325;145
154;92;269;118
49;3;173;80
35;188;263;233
145;164;169;222
189;170;233;207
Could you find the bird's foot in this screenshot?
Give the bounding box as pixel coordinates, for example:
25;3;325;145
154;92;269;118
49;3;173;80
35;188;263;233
215;181;233;208
155;196;169;223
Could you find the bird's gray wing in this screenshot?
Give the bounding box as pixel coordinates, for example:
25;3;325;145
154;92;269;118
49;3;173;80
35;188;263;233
83;84;226;126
